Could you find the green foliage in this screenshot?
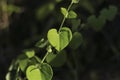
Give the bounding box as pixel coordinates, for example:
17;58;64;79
5;0;118;80
69;32;83;49
7;4;21;15
61;7;77;19
26;63;53;80
87;15;106;31
46;50;67;67
25;50;35;58
35;38;48;48
100;5;118;21
47;27;72;51
87;5;117;31
26;65;42;80
61;7;68;18
36;3;55;20
68;10;77;18
71;19;81;31
19;59;29;72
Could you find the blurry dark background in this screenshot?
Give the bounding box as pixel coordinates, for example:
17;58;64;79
0;0;120;80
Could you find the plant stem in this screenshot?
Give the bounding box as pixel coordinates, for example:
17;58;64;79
58;1;73;32
41;51;50;63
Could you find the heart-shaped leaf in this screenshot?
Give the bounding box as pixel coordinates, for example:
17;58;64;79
26;65;41;80
87;15;106;31
25;50;35;58
26;63;53;80
61;7;68;18
68;10;77;19
47;27;72;51
100;5;118;21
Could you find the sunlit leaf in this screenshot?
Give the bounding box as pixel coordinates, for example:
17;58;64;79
26;63;53;80
61;7;68;18
26;65;41;80
25;50;35;58
47;27;72;51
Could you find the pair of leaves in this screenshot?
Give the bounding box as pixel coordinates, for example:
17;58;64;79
47;27;72;51
100;5;118;21
26;63;53;80
61;7;77;19
87;15;106;31
87;5;118;31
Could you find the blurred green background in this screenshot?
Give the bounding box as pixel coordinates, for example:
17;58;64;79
0;0;120;80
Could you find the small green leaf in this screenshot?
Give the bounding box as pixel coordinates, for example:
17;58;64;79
47;27;72;51
19;59;29;72
69;32;83;49
6;72;11;80
61;7;68;18
26;65;41;80
72;0;79;3
46;50;67;67
68;10;77;19
25;50;35;58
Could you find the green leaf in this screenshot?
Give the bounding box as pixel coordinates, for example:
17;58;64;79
19;59;29;72
46;50;67;67
69;32;83;49
71;19;81;31
25;50;35;58
100;5;118;21
47;27;72;51
26;65;41;80
40;63;53;80
26;63;53;80
6;72;11;80
72;0;79;3
61;7;68;18
87;15;106;31
68;10;77;19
